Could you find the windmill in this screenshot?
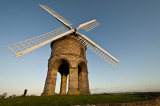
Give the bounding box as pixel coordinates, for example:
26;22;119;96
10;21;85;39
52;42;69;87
8;5;119;95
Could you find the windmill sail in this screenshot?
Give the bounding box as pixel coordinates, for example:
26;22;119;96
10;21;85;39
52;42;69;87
76;19;100;32
40;5;73;29
76;33;119;69
8;27;74;57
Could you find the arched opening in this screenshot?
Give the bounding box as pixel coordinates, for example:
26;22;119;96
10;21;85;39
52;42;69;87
78;62;90;94
57;59;69;95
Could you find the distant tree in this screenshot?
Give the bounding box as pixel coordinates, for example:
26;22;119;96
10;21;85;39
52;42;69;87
0;92;7;99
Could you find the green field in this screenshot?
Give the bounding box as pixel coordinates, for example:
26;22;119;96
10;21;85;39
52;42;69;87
0;94;153;106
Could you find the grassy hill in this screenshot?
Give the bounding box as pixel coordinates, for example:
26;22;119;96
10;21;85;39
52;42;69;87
0;94;153;106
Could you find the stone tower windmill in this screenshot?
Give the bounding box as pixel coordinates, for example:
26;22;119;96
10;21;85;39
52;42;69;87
8;5;119;95
42;35;90;95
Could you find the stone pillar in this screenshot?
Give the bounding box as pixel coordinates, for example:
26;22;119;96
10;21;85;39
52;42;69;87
68;67;80;95
41;68;57;95
60;74;67;95
81;71;90;94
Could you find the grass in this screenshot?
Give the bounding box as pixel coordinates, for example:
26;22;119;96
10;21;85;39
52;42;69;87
0;94;153;106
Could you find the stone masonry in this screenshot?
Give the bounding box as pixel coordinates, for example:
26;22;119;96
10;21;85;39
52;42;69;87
42;34;90;95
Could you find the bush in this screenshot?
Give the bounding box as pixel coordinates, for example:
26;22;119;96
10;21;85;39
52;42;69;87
27;94;38;97
8;94;17;98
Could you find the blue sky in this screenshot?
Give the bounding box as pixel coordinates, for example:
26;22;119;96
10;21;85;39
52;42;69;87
0;0;160;96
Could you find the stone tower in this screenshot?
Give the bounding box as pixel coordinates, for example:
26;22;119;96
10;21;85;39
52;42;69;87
42;34;90;95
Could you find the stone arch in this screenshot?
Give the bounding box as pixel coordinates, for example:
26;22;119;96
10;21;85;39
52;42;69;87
78;62;88;73
50;56;72;70
42;58;70;95
76;59;87;69
77;61;90;94
54;58;70;95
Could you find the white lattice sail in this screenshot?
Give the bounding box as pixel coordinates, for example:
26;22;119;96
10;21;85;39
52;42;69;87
8;27;74;57
76;19;100;32
76;33;119;69
40;5;73;29
82;20;100;32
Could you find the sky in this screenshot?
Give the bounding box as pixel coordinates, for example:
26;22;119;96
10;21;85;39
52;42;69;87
0;0;160;96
